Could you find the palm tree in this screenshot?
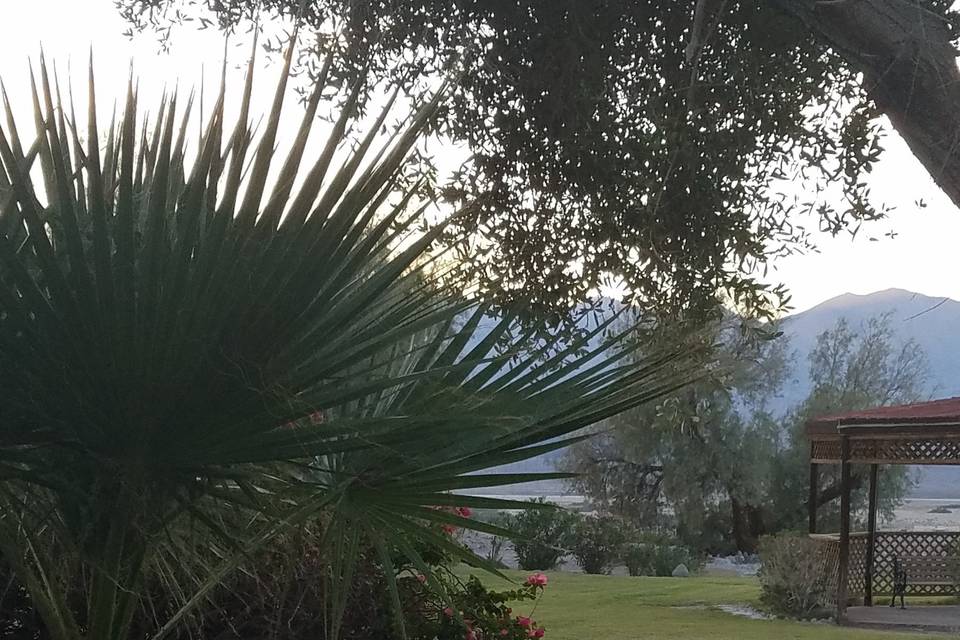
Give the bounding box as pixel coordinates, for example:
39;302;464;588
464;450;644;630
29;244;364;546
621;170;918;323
0;41;699;639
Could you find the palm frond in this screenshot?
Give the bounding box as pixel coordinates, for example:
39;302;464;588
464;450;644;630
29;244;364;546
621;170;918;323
0;41;703;640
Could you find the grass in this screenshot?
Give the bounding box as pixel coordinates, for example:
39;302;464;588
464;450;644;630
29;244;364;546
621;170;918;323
459;568;933;639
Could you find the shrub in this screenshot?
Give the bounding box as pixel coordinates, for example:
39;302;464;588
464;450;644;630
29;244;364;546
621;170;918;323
405;572;550;640
571;515;632;574
757;534;833;618
623;535;702;577
504;500;578;570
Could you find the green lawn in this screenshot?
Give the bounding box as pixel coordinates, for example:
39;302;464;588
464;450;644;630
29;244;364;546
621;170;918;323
460;568;931;639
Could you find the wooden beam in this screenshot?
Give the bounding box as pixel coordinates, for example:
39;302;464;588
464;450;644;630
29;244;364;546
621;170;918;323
808;461;818;534
864;463;879;606
837;436;851;619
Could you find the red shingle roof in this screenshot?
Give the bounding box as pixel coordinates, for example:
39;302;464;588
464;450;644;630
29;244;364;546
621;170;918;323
808;396;960;431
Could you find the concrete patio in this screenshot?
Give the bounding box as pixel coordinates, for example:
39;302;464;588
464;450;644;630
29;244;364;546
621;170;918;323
845;605;960;634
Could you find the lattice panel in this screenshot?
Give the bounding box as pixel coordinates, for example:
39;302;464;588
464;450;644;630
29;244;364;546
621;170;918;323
811;438;842;462
810;437;960;464
809;535;866;603
810;532;960;604
867;439;960;464
847;536;867;597
811;537;839;599
871;531;960;597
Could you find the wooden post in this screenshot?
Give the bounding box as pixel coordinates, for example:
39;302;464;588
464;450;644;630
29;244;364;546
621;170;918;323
864;463;879;606
809;461;819;534
837;436;851;619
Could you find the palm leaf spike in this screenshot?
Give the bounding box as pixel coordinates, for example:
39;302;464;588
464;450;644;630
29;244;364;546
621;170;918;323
139;90;179;381
157;93;223;359
247;88;429;349
0;86;26;240
84;52;115;336
152;93;226;380
51;64;77;199
64;72;90;219
169;88;195;196
0;113;79;353
216;31;258;220
234;26;298;231
277;66;364;234
254;49;331;235
100;99;118;214
140;88;169;190
175;41;259;348
37;57;97;334
0;81;26;162
109;68;138;401
27;63;57;201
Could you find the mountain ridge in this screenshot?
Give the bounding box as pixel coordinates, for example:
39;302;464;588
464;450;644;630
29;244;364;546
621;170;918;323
776;289;960;416
486;288;960;498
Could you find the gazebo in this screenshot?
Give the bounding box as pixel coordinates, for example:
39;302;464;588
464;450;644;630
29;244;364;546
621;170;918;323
807;397;960;631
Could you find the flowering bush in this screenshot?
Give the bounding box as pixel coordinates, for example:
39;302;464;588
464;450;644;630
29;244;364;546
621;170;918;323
385;505;550;639
436;506;475;536
403;571;550;639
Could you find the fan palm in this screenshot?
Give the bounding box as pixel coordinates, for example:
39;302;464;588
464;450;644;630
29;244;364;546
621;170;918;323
0;41;700;640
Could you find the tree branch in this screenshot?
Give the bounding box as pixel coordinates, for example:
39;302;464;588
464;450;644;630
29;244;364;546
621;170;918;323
773;0;960;209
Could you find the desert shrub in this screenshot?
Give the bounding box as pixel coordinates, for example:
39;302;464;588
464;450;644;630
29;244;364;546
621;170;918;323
571;515;632;574
757;534;833;618
623;533;702;577
474;513;510;567
504;500;578;570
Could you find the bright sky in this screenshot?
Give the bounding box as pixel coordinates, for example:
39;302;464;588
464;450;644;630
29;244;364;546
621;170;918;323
2;0;958;315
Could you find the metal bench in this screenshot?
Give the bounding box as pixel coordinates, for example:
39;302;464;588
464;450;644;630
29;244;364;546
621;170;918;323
891;555;959;608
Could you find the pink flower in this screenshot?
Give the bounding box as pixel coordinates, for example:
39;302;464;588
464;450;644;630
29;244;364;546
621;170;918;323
441;523;458;535
416;574;427;584
525;573;548;587
456;506;473;518
443;607;454;618
526;628;545;638
500;629;509;637
516;616;532;628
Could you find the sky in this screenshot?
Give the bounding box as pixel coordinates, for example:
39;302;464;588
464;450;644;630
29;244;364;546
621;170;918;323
1;0;958;315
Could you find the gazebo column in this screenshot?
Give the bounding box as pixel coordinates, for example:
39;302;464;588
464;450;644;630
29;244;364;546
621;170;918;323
863;463;879;606
837;435;851;619
808;461;818;534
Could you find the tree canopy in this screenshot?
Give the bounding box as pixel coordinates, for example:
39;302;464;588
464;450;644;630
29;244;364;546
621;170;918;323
116;0;959;318
561;313;928;552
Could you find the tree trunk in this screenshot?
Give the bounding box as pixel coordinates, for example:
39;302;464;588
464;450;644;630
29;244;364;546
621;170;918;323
773;0;960;209
730;496;761;552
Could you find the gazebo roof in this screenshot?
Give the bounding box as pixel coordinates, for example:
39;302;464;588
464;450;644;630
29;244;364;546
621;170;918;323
807;397;960;464
807;397;960;435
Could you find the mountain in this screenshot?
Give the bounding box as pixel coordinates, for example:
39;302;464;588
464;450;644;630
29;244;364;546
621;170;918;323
481;289;960;498
776;288;960;414
778;289;960;498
